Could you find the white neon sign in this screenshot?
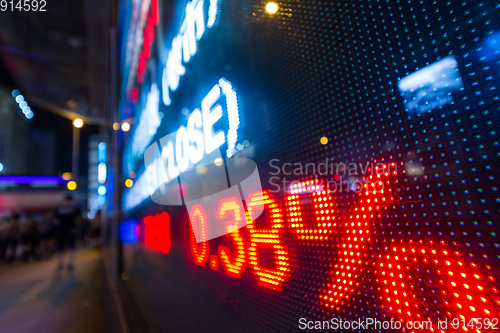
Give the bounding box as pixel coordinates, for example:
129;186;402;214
125;78;240;210
162;0;219;105
131;83;161;158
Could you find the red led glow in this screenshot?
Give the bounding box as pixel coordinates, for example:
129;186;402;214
285;170;391;308
286;179;336;241
189;204;209;267
159;160;500;324
284;163;500;330
246;190;290;291
144;212;171;254
376;239;499;332
136;0;160;84
216;197;246;278
210;254;219;271
327;169;391;309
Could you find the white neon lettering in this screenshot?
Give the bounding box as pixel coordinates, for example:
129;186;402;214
187;109;205;164
175;126;190;172
162;67;172;105
132;83;161;158
162;0;219;106
182;2;198;63
194;0;205;40
125;78;240;210
202;84;225;154
166;36;185;93
207;0;218;28
218;78;239;157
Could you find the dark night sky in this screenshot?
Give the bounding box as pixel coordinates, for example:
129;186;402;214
29;106;99;176
0;59;99;177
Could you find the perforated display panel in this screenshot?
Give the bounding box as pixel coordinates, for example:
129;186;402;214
119;0;500;331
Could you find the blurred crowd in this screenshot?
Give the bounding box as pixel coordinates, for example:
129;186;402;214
0;209;101;264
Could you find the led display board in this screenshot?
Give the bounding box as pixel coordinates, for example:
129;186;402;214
118;0;500;331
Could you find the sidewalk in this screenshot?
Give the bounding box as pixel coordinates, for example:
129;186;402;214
0;249;111;333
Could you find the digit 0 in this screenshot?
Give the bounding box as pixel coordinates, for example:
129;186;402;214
189;204;209;266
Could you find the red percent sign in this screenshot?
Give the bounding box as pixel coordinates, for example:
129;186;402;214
144;162;500;332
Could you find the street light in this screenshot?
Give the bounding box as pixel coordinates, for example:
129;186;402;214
73;118;84;128
72;118;83;180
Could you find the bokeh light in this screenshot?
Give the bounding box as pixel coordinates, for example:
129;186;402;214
73;118;84;128
121;122;131;132
67;181;77;190
97;185;107;195
265;2;278;14
62;172;72;181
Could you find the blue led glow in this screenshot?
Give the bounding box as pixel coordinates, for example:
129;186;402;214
124;78;241;210
98;142;107;163
161;0;220;106
398;56;463;113
119;219;138;243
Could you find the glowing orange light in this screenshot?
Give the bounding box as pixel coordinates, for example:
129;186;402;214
189;205;209;266
67;181;77;190
210;255;219;271
73;118;83;128
217;198;246;278
246;190;290;291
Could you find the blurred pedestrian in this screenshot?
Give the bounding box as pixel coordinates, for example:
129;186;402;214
38;210;55;256
0;218;8;263
21;216;40;262
54;195;81;271
4;214;21;263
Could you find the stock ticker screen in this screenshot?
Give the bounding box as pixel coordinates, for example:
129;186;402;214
119;0;500;331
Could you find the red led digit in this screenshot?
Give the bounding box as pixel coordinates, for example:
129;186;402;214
285;165;395;308
286;179;336;241
144;212;171;254
216;197;246;278
246;190;290;291
325;169;393;309
189;204;209;267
